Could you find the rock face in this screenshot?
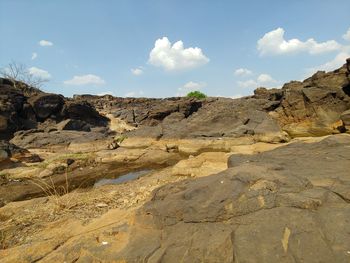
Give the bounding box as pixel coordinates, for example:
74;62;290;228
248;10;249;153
2;135;348;262
28;93;65;120
270;64;350;136
0;140;41;164
74;60;350;141
108;135;350;262
56;119;91;132
0;78;108;140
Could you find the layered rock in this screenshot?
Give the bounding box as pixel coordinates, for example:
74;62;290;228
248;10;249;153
0;78;108;140
1;135;349;262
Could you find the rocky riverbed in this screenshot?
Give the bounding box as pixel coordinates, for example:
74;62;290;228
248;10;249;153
0;59;350;262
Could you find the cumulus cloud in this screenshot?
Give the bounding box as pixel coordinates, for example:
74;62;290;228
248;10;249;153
257;28;341;56
343;28;350;41
305;27;350;74
237;73;278;89
31;52;38;60
306;51;350;74
97;91;114;96
237;79;258;89
149;37;209;71
234;68;252;76
39;40;53;47
183;81;207;89
176;81;207;96
63;74;105;86
231;94;243;99
124;90;144;97
28;67;51;79
131;67;143;75
257;73;276;83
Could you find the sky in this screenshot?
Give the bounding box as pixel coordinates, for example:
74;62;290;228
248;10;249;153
0;0;350;98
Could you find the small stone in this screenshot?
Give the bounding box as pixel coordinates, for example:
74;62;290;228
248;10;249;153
96;203;108;208
66;159;75;166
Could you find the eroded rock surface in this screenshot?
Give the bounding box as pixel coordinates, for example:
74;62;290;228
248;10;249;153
1;135;349;262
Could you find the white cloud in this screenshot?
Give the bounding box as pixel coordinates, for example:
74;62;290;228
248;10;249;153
257;74;276;83
234;68;253;76
31;52;37;60
177;81;207;96
39;40;53;47
257;27;341;56
306;51;350;74
124;90;144;97
97;91;114;96
343;28;350;41
131;68;143;75
231;94;243;99
149;37;209;71
237;79;258;89
237;73;278;89
63;74;105;86
28;67;51;79
183;81;206;89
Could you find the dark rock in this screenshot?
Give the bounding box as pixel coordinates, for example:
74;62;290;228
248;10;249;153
0;140;41;163
61;101;109;126
66;158;75;166
56;119;91;132
28;93;64;120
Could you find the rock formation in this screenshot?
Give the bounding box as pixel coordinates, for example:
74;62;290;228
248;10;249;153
0;59;350;262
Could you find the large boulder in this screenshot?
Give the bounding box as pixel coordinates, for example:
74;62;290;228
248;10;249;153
61;101;109;126
272;62;350;137
0;84;26;139
56;119;91;132
28;93;64;120
0;140;41;163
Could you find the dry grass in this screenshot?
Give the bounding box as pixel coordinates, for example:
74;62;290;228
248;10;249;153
0;230;6;250
30;168;75;212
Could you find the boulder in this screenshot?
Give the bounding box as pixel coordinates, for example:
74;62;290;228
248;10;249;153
28;93;64;120
61;101;109;126
0;140;41;163
56;119;91;132
0;84;26;139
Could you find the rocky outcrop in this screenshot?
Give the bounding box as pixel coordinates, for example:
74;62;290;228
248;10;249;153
265;63;350;136
106;135;350;262
0;78;108;140
1;135;349;262
61;100;109;127
27;93;65;120
0;140;41;164
56;119;91;132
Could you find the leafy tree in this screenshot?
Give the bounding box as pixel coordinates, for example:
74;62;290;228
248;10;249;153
186;91;207;99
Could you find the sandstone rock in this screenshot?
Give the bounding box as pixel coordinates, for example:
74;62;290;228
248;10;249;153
11;129;108;149
110;134;350;262
340;109;350;126
171;152;230;177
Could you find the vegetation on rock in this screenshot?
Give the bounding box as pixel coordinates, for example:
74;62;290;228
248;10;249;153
186;90;207;99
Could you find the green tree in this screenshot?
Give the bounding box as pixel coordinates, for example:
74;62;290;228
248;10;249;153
186;91;207;99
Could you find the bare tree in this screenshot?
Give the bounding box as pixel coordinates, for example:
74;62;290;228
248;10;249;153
0;61;48;90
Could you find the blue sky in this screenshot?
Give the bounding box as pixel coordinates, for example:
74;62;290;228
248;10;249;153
1;0;350;98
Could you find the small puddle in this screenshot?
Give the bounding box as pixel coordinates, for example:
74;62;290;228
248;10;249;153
94;169;152;187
